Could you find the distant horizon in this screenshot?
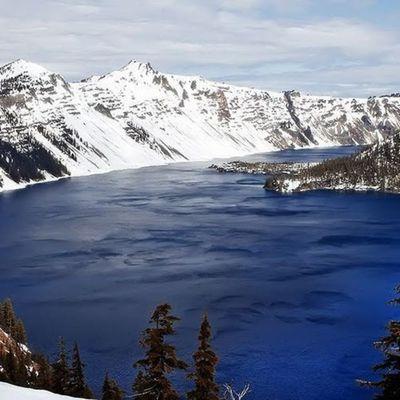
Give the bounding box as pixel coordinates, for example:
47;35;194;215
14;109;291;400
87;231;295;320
1;0;399;98
1;57;397;100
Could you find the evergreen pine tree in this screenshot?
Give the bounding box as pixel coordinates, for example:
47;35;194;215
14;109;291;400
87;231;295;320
0;300;30;387
0;298;17;336
3;345;30;386
133;303;187;400
52;337;70;395
15;347;31;387
102;372;124;400
364;284;400;399
32;352;53;391
187;314;219;400
14;318;27;345
3;350;19;384
68;342;93;398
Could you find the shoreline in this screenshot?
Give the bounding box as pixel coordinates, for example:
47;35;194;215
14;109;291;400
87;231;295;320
0;142;351;195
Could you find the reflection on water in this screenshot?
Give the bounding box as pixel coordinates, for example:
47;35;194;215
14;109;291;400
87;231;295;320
0;146;399;400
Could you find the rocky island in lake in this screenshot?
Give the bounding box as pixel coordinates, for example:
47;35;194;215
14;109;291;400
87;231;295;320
210;131;400;194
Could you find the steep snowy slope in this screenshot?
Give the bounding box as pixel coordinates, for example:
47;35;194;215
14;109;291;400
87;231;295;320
0;382;90;400
78;61;400;157
0;59;166;192
1;58;400;192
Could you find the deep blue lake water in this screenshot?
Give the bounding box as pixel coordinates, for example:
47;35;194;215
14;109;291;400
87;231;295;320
1;146;400;400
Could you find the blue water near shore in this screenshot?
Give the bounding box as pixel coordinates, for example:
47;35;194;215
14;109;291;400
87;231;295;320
1;146;400;399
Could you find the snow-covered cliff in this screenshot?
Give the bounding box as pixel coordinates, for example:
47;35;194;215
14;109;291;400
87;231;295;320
1;58;399;191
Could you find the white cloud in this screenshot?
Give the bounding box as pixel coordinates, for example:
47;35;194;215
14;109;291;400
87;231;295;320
0;0;398;96
219;0;262;10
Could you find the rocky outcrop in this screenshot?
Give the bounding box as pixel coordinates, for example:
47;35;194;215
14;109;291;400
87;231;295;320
0;327;34;379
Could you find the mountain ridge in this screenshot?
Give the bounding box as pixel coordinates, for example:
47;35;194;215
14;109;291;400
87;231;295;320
0;58;399;192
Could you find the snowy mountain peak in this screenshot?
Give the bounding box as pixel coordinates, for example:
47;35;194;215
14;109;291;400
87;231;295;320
0;59;51;80
121;59;156;74
88;60;158;85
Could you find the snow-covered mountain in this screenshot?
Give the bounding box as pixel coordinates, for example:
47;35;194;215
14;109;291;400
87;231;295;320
0;58;399;191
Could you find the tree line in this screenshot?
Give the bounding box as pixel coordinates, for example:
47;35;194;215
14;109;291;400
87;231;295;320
0;301;226;400
1;294;399;399
0;298;92;398
265;131;400;193
0;298;27;344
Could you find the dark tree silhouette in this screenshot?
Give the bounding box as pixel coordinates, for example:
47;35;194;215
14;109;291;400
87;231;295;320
3;350;19;384
0;299;28;345
52;337;70;395
68;342;93;398
0;298;17;336
14;319;27;345
133;303;187;400
187;314;219;400
32;353;53;391
101;372;124;400
361;285;400;399
2;345;30;386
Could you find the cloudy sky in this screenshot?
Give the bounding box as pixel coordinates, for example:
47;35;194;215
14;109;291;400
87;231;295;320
1;0;399;96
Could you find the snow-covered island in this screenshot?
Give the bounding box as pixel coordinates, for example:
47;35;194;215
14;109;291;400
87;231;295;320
209;160;309;175
211;131;400;194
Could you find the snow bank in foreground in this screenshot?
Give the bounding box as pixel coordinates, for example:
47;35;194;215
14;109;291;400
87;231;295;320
0;382;91;400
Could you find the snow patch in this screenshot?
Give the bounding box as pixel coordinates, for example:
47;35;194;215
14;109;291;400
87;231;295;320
0;382;91;400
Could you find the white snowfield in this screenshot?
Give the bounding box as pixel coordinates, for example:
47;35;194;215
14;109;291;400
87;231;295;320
0;382;90;400
0;58;399;192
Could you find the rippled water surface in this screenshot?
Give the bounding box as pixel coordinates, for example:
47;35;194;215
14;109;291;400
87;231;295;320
1;146;400;399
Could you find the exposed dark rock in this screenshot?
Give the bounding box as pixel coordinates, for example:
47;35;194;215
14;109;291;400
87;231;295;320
0;137;69;184
284;91;317;145
94;103;114;119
